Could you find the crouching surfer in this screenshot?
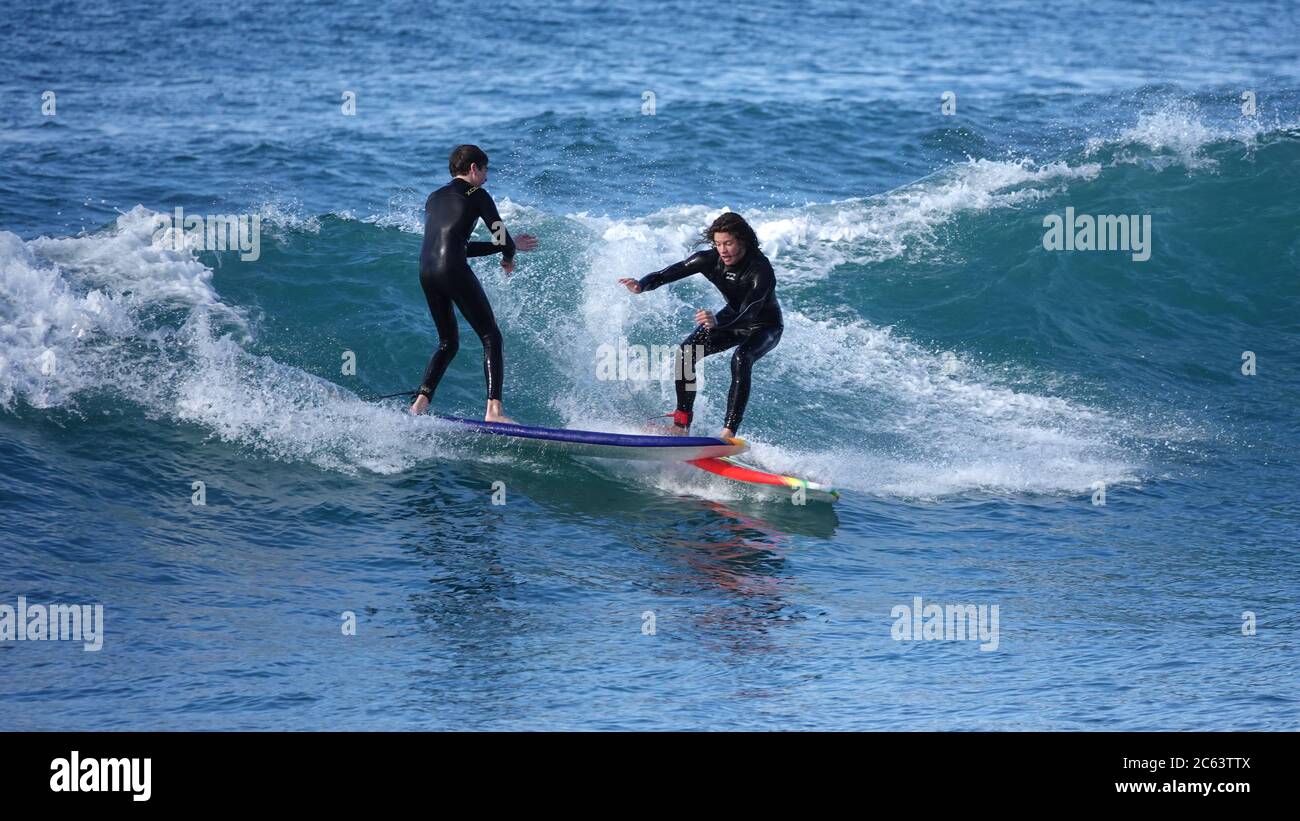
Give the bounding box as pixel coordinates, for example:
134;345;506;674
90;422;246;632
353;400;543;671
619;212;782;439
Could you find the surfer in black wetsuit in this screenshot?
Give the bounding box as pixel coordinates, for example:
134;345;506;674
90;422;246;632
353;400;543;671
410;144;536;421
619;212;782;439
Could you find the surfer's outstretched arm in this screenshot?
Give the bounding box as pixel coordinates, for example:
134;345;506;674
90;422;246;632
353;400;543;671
627;249;717;293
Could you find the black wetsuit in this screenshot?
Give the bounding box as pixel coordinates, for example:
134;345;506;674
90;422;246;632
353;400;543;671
638;248;782;432
416;178;516;401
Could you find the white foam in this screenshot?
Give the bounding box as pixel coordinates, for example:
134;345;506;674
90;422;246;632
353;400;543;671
250;198;322;237
172;316;474;474
569;158;1099;290
1085;99;1278;170
1;207;238;410
757;311;1140;498
0;207;470;474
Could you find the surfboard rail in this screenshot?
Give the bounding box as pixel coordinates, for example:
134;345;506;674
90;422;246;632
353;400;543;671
434;416;749;461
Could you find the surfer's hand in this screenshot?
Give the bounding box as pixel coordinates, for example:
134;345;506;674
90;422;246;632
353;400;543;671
695;309;716;328
619;278;642;294
501;257;515;275
515;234;538;252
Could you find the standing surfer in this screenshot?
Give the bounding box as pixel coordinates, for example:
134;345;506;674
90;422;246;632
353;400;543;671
410;144;537;421
619;212;782;439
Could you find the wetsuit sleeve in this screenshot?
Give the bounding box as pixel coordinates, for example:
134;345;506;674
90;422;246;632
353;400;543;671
637;250;716;292
470;188;517;261
713;256;776;331
465;241;506;258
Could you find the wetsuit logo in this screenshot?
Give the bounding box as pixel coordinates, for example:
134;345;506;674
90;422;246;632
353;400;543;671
722;256;747;282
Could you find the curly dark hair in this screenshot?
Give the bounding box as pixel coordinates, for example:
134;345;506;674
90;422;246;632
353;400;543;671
700;212;760;254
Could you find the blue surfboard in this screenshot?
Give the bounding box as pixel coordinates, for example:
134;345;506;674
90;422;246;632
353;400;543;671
435;416;748;461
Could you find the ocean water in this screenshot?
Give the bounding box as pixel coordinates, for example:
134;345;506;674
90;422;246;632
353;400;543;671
1;0;1298;730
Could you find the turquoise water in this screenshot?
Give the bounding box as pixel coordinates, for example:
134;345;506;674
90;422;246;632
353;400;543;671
1;0;1298;729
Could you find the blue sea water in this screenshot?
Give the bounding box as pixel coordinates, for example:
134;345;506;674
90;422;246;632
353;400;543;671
1;0;1298;730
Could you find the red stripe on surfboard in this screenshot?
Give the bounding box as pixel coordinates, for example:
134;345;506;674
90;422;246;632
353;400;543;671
688;457;793;487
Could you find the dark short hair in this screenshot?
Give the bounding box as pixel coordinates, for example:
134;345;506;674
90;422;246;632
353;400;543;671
449;144;489;176
701;212;760;253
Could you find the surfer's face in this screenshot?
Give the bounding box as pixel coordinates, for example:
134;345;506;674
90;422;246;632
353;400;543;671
467;163;488;186
714;232;744;266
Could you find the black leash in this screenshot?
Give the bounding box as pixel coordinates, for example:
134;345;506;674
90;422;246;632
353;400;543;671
362;389;418;402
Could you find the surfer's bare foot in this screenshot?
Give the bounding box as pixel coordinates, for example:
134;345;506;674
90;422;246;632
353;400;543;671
485;400;514;424
669;424;690;436
409;394;430;415
720;427;735;439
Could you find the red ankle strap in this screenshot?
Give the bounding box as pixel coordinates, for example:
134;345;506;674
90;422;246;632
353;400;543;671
672;410;692;428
